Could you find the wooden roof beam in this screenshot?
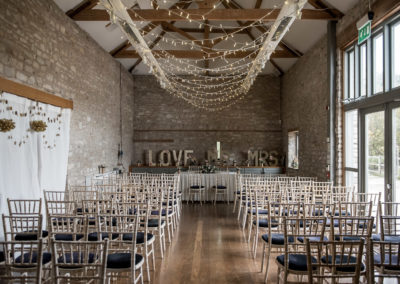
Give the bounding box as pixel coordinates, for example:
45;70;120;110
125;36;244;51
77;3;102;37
66;0;98;18
72;8;338;21
307;0;344;18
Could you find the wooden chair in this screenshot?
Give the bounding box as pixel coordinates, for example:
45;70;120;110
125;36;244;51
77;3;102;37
261;202;302;283
0;239;50;284
376;202;400;243
306;239;364;284
187;173;205;205
367;238;400;283
2;215;43;242
212;173;229;205
51;238;108;284
276;216;327;283
100;215;144;284
48;215;88;242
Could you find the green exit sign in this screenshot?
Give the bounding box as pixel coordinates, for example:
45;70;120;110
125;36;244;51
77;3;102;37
358;21;371;44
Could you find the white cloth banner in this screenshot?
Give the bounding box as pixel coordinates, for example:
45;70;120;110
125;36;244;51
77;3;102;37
0;92;71;240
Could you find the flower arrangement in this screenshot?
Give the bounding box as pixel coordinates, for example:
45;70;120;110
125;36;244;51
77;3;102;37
30;120;47;132
0;118;15;132
202;165;216;173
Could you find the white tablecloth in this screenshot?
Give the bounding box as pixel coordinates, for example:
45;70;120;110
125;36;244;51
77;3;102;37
180;172;237;201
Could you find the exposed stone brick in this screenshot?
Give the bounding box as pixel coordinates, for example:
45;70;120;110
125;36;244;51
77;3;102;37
132;75;282;165
0;0;134;184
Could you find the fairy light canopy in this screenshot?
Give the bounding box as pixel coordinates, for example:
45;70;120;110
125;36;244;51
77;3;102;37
100;0;307;110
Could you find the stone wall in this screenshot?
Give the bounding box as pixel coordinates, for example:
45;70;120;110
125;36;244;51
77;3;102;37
281;37;329;180
0;0;134;184
132;75;282;166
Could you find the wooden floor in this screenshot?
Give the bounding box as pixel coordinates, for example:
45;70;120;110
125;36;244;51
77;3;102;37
147;203;276;284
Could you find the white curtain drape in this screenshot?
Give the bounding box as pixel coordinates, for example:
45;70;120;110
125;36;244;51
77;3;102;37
0;92;71;239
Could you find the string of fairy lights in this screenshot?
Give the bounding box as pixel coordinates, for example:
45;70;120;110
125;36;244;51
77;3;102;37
101;0;307;110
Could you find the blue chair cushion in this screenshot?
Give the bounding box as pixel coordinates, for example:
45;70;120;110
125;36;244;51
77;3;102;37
333;210;351;216
253;219;278;228
107;253;143;269
162;201;177;206
372;234;381;241
190;185;205;189
88;232;119;241
54;234;84;241
147;219;165;228
297;236;328;243
122;232;154;244
321;255;365;272
248;209;268;215
262;234;294;245
212;185;227;189
384;236;400;243
334;235;363;241
15;252;52;266
374;254;400;270
57;252;95;268
373;235;400;243
322;219;339;227
15;230;49;241
151;209;173;216
276;254;317;271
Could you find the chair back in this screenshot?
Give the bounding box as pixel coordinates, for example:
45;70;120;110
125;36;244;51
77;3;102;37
2;215;43;242
0;239;44;284
7;199;42;216
367;239;400;282
306;239;364;284
51;238;108;284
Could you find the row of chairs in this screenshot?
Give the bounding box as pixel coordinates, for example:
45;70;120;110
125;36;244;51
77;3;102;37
0;173;182;283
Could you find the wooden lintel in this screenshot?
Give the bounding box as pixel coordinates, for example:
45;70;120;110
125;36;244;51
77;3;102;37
116;49;296;59
0;77;73;109
72;8;338;21
66;0;98;18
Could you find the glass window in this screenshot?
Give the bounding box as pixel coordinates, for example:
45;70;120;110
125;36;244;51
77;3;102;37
348;50;355;99
393;107;400;203
345;110;358;168
392;21;400;88
373;33;384;94
346;171;358;192
359;43;367;97
288;131;299;169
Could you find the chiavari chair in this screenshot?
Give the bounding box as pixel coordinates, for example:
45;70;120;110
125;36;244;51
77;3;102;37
187;173;206;205
367;238;400;283
276;216;327;283
2;215;43;242
376;202;400;243
51;238;108;284
48;215;88;242
0;239;50;284
306;239;364;284
261;202;302;283
212;173;229;205
99;214;144;284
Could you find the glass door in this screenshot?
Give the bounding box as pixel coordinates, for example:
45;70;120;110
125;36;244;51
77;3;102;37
363;109;386;199
391;105;400;203
361;103;400;203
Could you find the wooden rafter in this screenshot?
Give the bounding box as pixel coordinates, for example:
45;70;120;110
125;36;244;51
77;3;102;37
72;8;338;21
307;0;343;18
115;49;297;59
126;0;192;72
66;0;98;18
110;0;188;57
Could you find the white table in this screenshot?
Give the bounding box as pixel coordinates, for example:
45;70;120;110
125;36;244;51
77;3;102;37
180;172;237;201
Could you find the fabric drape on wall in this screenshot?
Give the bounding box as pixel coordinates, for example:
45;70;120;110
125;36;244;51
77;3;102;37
0;92;71;239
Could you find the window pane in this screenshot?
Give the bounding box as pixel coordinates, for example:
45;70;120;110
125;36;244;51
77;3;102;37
288;131;299;169
346;171;358;192
349;50;355;99
393;107;400;203
360;43;367;96
373;33;384;94
345;110;358;168
366;111;385;196
392;21;400;88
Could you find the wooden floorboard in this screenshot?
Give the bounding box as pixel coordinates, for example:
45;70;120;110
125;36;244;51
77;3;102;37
145;203;275;284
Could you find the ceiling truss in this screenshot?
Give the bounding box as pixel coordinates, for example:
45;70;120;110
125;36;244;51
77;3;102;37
66;0;343;75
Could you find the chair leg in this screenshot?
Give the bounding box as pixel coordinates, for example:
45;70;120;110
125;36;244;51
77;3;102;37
253;229;259;259
264;244;272;283
233;196;237;213
151;242;156;271
145;246;150;281
159;231;164;259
